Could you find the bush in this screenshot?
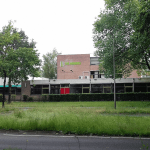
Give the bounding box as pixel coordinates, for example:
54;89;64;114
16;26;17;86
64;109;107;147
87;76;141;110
42;94;48;102
27;97;33;101
23;95;28;101
11;95;16;101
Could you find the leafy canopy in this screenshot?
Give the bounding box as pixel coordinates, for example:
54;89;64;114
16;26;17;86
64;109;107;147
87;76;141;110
93;0;150;78
42;48;59;79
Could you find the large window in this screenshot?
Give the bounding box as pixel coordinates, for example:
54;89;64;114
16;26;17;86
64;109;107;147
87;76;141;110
31;85;49;95
91;84;103;93
103;84;111;93
70;84;82;93
50;85;60;94
0;87;21;95
31;85;42;94
91;84;111;93
134;83;147;92
82;84;90;93
116;83;124;93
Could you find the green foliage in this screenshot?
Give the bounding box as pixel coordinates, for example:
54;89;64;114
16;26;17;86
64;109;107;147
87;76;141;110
1;101;150;136
0;21;41;107
41;94;48;101
93;0;150;77
42;48;60;79
11;95;16;101
23;95;28;101
27;97;33;101
40;93;150;102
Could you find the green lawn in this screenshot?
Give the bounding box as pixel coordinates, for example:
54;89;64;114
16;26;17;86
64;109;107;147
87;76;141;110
0;101;150;137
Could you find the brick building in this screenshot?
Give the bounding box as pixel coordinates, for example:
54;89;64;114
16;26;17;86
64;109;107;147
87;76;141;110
0;54;147;100
57;54;140;79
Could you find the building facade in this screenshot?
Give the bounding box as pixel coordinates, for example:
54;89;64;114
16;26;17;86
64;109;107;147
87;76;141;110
57;54;140;79
57;54;100;79
0;54;146;100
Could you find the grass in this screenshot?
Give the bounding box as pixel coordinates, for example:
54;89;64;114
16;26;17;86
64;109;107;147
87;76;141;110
0;101;150;137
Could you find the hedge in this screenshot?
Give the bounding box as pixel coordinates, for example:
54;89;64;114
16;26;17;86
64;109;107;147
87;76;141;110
40;93;150;102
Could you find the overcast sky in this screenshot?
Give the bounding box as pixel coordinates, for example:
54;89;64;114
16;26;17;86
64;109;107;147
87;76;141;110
0;0;105;59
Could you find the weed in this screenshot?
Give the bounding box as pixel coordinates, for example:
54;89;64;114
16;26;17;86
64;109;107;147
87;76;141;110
14;110;25;119
141;140;149;150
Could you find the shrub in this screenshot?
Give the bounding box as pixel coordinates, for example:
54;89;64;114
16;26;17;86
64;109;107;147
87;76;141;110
23;95;28;101
27;97;33;101
11;95;16;101
42;94;48;102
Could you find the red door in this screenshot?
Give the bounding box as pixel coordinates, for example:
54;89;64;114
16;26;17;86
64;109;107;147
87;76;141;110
60;88;70;94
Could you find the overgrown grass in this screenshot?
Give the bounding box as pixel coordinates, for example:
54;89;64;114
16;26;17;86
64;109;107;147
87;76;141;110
0;101;150;137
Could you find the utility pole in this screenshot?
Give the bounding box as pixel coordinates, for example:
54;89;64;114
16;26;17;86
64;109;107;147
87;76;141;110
113;38;116;109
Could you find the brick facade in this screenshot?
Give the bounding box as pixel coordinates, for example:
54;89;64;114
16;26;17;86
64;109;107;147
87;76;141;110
57;54;99;79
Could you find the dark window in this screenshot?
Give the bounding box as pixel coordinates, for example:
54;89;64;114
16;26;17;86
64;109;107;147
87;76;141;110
70;84;82;93
104;88;111;93
43;89;49;94
43;85;49;88
134;83;147;92
91;84;103;93
0;88;3;94
16;87;21;95
116;83;124;93
11;88;16;94
116;87;124;93
50;84;60;94
31;85;42;95
125;83;132;86
83;84;89;87
126;87;132;92
83;88;89;93
61;84;69;87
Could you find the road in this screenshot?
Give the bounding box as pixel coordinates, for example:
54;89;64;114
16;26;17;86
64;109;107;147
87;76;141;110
0;132;150;150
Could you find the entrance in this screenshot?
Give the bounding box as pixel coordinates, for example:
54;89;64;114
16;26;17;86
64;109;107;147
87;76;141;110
60;84;70;94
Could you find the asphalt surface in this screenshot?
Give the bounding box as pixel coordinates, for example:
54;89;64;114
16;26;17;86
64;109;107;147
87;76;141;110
0;130;150;150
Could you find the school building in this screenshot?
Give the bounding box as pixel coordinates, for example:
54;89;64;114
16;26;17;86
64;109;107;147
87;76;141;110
0;54;149;100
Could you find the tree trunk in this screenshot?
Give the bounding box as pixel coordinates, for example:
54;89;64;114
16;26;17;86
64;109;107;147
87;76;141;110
8;76;11;104
2;71;6;108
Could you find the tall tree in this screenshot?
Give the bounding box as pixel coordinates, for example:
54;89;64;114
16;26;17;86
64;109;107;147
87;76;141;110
7;28;37;103
0;21;41;107
130;0;150;73
93;0;148;78
42;48;59;79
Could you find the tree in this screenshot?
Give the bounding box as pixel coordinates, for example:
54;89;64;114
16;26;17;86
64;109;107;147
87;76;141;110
93;0;149;78
130;0;150;72
42;48;59;79
0;21;41;107
7;27;37;103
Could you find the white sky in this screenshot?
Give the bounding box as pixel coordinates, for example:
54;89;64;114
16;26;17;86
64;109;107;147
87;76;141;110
0;0;105;60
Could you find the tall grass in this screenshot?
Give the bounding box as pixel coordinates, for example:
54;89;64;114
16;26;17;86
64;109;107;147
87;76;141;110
0;101;150;136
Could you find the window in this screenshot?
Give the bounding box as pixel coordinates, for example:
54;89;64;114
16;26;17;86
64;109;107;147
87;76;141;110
42;85;49;94
50;85;60;94
70;84;82;93
134;83;147;92
82;84;90;93
90;71;101;78
116;83;124;93
103;84;111;93
31;85;42;95
0;87;21;95
125;83;133;93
